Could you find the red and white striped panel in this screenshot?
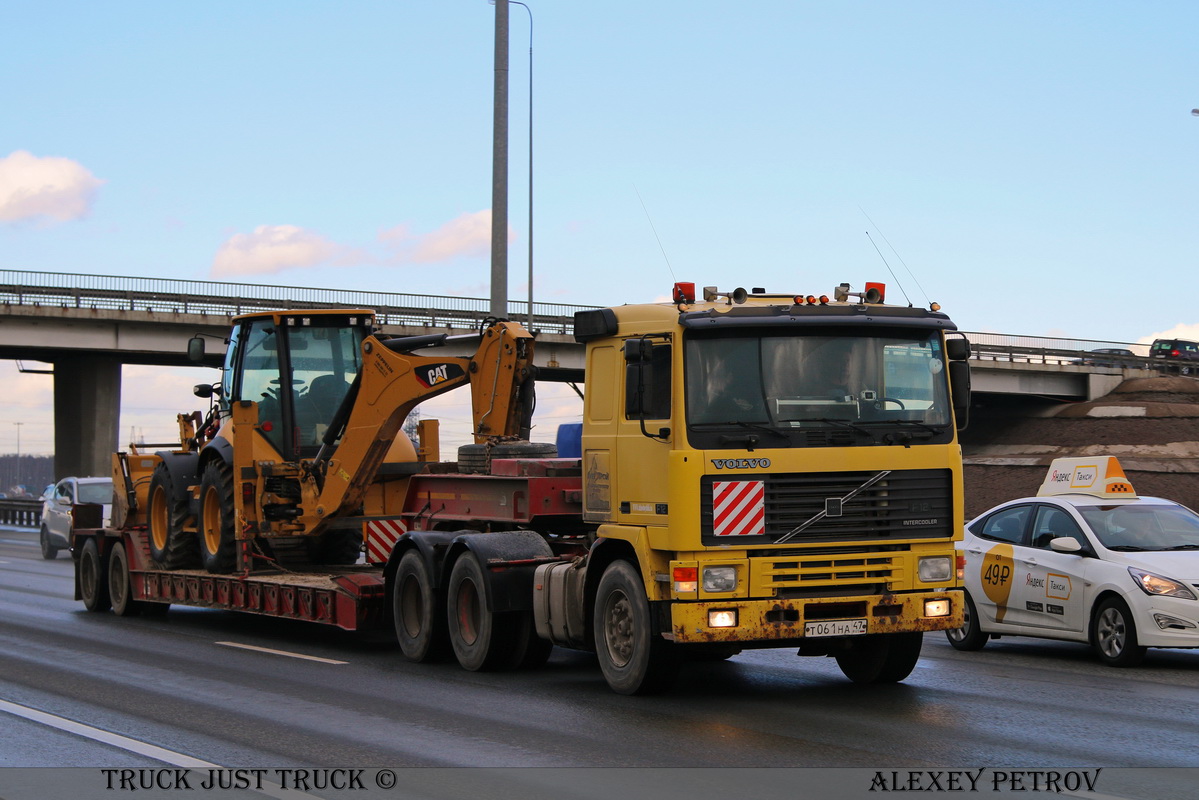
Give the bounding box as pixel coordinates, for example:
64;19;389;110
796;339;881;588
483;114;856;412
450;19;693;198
713;480;765;537
365;519;407;564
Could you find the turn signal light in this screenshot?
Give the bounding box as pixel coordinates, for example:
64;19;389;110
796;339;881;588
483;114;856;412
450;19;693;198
673;566;698;594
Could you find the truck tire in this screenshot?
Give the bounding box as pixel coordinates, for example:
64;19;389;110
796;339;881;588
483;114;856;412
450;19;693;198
393;550;450;662
148;464;198;569
108;541;143;617
446;552;518;671
835;632;923;683
39;524;59;560
79;538;111;612
456;441;557;475
594;560;679;695
198;460;237;574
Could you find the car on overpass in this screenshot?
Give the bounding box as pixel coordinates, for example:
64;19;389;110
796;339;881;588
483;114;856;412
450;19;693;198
39;476;113;560
1150;338;1199;374
947;456;1199;666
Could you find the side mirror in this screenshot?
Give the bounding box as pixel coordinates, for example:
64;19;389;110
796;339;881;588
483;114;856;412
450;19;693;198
623;338;653;363
187;336;206;362
949;360;971;431
1049;537;1083;554
946;337;971;361
193;384;215;399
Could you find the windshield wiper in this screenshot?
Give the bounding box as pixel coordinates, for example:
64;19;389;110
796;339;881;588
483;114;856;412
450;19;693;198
1105;545;1151;552
717;422;788;451
1160;544;1199;551
813;418;880;442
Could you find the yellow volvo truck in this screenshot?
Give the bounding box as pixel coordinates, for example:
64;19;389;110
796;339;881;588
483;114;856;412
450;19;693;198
76;280;969;695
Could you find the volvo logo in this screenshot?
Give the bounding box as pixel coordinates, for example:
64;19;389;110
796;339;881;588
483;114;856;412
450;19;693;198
712;458;771;470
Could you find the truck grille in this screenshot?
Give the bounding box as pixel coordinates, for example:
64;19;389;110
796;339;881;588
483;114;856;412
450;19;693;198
701;468;952;545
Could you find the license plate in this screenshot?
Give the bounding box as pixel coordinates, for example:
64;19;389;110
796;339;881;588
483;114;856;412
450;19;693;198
804;618;868;637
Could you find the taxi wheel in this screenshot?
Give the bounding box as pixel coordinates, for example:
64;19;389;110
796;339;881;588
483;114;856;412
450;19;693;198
1091;598;1146;667
945;592;988;651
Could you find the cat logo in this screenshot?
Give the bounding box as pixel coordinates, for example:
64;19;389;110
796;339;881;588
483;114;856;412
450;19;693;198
416;363;465;389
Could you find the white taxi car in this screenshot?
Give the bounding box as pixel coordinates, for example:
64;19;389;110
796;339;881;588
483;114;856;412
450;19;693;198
948;456;1199;666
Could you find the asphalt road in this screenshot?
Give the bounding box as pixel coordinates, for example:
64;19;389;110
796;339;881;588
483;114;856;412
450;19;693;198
2;525;1198;797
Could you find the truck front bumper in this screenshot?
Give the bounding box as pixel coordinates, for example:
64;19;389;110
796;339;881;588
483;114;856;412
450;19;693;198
667;588;964;644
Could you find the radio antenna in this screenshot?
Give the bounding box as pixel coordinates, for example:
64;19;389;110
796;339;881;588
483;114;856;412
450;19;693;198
865;232;912;306
858;206;931;307
635;184;676;281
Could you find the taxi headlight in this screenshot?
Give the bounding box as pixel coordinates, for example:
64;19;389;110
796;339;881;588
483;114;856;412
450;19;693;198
918;556;953;583
1128;567;1197;600
702;566;737;593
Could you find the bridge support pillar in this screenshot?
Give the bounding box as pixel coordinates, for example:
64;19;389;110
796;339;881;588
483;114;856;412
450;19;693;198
53;355;121;480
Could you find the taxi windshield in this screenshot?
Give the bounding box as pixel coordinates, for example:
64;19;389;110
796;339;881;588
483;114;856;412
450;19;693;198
1077;503;1199;551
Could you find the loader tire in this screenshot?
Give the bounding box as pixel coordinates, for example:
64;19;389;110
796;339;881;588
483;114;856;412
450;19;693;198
148;464;199;569
198;460;237;574
308;526;362;566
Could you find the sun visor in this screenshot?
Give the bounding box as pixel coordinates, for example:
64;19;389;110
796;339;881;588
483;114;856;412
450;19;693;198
1037;456;1137;499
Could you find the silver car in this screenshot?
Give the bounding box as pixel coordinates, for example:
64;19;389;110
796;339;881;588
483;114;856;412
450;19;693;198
39;476;113;559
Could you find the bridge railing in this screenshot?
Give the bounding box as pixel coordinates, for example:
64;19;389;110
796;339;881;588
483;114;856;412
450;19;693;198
0;269;593;335
0;499;41;528
961;331;1161;370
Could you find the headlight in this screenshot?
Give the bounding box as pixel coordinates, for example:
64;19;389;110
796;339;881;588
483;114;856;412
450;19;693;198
1128;567;1197;600
918;556;953;583
702;566;737;593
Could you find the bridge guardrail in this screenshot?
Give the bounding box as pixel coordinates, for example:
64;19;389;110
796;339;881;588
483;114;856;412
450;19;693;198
0;499;41;528
0;270;593;335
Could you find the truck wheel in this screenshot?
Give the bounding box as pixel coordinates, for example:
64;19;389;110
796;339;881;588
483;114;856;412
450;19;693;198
447;552;517;671
594;560;679;695
108;541;143;618
79;538;111;612
394;550;450;662
945;592;989;651
39;524;59;560
148;464;198;569
198;460;237;574
834;633;922;684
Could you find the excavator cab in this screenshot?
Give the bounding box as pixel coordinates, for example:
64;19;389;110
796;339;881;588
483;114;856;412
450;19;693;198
218;310;374;460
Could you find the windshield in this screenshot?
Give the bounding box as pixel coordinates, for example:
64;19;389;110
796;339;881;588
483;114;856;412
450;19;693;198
77;481;113;505
685;329;953;448
1077;503;1199;551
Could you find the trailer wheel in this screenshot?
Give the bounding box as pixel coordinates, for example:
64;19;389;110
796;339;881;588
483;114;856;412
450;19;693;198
447;552;517;671
108;541;143;617
79;538;111;612
505;611;553;670
148;464;198;569
394;550;450;662
594;560;679;695
834;632;923;684
198;460;237;574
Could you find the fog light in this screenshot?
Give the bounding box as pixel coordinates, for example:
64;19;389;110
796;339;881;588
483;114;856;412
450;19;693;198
924;598;951;617
918;556;952;582
702;566;737;593
1154;613;1197;631
708;609;738;628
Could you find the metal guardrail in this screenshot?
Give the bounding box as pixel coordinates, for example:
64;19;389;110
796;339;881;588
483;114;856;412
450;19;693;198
960;331;1165;371
0;499;41;528
0;269;595;335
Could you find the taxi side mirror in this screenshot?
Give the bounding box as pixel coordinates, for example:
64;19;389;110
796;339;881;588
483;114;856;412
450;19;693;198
1049;537;1083;554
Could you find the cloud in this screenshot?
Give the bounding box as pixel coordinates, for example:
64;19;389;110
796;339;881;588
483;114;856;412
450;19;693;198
380;210;513;264
211;224;348;276
0;150;104;223
1139;324;1199;345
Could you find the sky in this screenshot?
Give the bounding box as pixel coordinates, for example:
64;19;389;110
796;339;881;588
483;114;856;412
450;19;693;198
2;1;1198;459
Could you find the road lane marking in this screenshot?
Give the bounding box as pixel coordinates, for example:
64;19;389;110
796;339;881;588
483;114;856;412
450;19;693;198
0;698;327;799
216;641;348;664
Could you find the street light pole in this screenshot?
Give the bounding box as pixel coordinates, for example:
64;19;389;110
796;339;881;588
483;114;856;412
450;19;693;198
490;0;510;319
510;1;533;328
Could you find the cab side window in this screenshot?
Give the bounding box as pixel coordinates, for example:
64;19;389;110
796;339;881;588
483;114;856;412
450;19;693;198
976;505;1030;545
1031;505;1088;550
626;344;672;420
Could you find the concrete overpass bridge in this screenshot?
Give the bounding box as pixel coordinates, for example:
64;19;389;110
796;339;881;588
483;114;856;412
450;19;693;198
0;269;1165;479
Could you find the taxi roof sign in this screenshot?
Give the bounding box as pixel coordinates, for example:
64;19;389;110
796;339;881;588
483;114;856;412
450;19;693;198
1037;456;1137;499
